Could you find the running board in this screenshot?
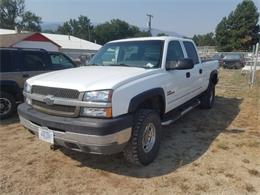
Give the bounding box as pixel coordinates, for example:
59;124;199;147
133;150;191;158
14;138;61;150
161;100;200;126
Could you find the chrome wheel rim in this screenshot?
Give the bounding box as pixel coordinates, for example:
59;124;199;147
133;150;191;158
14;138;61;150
0;98;12;115
142;123;156;153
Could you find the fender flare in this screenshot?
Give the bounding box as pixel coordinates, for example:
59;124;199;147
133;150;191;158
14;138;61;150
0;80;22;100
209;70;218;85
128;88;166;114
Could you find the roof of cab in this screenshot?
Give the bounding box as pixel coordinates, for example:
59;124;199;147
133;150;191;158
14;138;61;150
108;36;193;43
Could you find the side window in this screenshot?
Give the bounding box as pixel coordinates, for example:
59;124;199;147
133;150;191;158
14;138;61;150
183;41;199;64
21;51;48;71
0;50;18;72
166;41;184;67
50;53;75;69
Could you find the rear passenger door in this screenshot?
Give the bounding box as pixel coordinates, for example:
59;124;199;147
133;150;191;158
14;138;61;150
182;41;203;96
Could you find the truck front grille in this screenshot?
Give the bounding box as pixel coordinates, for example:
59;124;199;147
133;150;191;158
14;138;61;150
32;85;80;99
32;100;77;116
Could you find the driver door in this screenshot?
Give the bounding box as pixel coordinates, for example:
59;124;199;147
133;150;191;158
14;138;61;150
165;40;194;112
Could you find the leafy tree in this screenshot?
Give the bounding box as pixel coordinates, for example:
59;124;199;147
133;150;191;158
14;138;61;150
215;0;259;51
57;15;93;41
93;19;149;44
0;0;41;32
193;32;215;46
21;11;41;32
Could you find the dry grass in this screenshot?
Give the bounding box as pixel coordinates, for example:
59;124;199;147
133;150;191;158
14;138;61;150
0;69;259;195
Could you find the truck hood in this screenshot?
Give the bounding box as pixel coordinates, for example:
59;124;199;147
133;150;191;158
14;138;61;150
27;66;159;92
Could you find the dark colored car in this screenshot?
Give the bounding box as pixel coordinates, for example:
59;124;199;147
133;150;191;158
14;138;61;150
211;53;224;63
0;48;77;119
221;54;245;69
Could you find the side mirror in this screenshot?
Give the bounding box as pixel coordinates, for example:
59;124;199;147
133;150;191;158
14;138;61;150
166;59;194;70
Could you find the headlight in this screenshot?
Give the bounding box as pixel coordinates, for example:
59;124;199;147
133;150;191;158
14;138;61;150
24;82;32;94
81;90;113;118
24;82;32;105
81;107;112;118
83;90;112;102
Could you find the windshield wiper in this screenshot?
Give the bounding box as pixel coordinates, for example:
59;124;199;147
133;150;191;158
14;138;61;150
107;63;130;67
87;63;102;66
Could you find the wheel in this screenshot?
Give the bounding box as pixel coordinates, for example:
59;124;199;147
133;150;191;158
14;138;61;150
0;92;16;119
123;109;161;166
200;82;215;109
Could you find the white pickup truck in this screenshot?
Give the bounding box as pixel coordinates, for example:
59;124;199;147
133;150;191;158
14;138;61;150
18;36;219;165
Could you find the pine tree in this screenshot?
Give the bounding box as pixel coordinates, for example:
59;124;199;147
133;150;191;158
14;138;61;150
215;0;259;51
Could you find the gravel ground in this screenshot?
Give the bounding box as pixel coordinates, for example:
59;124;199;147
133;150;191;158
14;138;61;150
0;69;259;195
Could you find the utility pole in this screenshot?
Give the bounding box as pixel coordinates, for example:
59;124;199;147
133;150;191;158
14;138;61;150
146;14;153;36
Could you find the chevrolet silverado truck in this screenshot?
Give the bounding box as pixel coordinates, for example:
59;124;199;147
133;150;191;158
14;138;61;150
18;37;218;165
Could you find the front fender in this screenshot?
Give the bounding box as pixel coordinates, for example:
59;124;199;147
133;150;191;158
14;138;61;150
128;88;165;113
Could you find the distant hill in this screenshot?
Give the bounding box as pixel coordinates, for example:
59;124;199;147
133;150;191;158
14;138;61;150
41;22;184;37
41;22;62;31
140;27;184;37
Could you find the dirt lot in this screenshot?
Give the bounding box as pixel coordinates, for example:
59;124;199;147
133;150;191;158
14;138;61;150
0;69;259;195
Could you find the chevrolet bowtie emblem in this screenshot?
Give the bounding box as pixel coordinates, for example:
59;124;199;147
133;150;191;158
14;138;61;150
43;95;55;105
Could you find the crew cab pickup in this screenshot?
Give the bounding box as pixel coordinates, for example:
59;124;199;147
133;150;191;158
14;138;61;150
18;37;219;165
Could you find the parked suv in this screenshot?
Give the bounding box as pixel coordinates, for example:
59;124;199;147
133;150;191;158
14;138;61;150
0;48;76;119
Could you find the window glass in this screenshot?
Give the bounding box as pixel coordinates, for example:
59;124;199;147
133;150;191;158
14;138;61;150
50;53;74;69
100;47;119;65
21;51;48;71
166;41;184;69
0;50;17;72
183;41;199;64
89;40;163;69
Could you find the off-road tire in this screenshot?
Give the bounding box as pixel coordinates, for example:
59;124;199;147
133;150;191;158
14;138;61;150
0;91;16;119
123;109;161;166
200;82;215;109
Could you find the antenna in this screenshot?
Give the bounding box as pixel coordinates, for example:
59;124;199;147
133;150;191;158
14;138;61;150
146;14;153;36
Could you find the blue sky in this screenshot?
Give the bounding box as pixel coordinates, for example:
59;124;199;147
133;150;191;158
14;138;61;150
25;0;259;36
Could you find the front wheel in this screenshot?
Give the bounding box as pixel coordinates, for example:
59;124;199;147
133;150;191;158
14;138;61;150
0;92;16;119
123;109;161;166
200;83;215;109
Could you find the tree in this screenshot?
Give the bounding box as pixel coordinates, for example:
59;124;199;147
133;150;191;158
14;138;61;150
193;32;215;46
0;0;24;29
0;0;41;32
57;15;93;41
93;19;149;44
21;11;41;32
215;0;259;51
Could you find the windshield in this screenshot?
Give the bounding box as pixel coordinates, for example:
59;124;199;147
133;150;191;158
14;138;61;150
89;40;164;69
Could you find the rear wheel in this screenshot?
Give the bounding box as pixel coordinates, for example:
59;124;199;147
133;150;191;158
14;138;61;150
123;109;161;166
0;92;16;119
200;82;215;109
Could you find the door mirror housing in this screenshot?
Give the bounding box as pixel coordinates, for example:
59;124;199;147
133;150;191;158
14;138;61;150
166;59;194;70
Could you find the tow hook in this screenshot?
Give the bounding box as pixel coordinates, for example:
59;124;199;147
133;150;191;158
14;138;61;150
50;144;59;151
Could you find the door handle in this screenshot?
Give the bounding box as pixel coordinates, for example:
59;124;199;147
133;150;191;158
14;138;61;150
22;74;30;78
199;69;203;74
186;72;190;78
